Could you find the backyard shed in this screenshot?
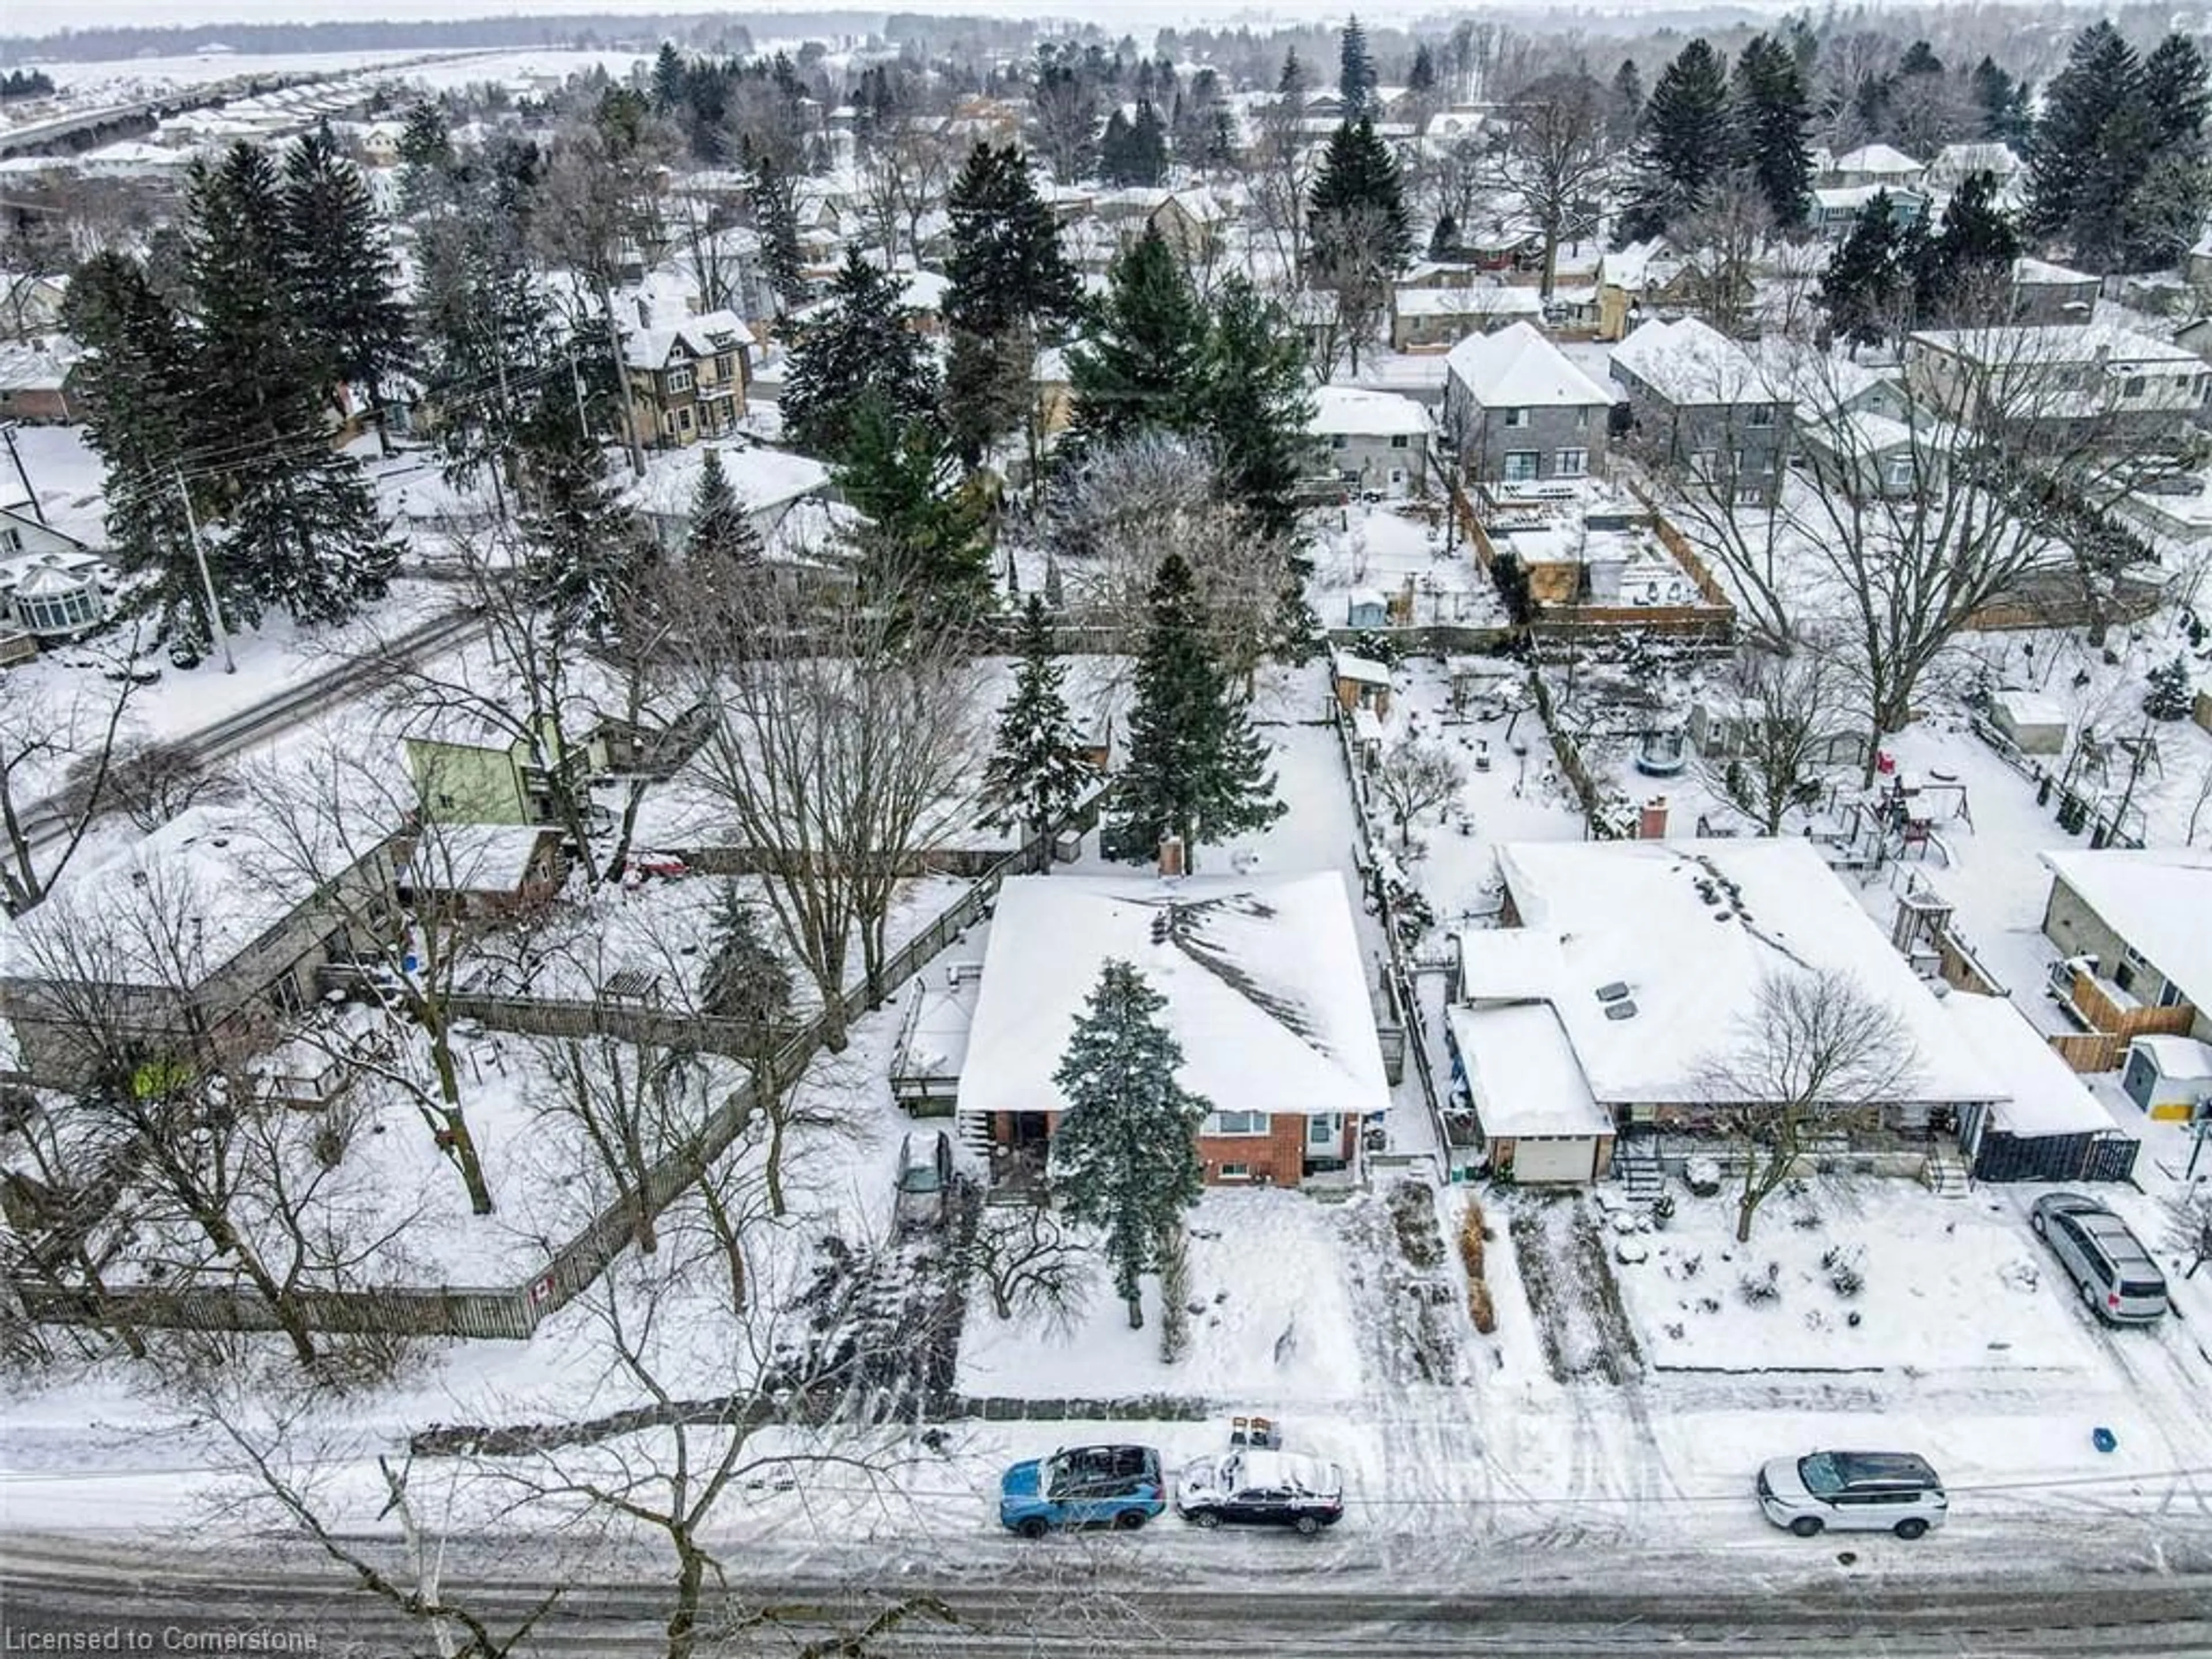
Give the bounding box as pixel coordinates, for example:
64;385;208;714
1989;691;2069;756
2120;1033;2212;1122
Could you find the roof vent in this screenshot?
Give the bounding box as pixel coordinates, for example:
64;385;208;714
1595;981;1631;1003
1604;999;1639;1021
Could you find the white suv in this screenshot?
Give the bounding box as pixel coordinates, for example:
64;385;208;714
1756;1450;1948;1539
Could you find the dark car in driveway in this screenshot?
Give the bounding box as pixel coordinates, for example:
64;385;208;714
1176;1449;1345;1535
999;1445;1165;1538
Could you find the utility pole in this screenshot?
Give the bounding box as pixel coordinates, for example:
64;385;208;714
0;421;41;525
175;469;236;674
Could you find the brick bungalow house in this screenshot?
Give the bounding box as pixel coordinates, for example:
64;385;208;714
954;872;1393;1191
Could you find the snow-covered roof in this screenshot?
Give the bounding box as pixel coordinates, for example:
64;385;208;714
1600;236;1672;293
2129;1033;2212;1083
1392;285;1543;319
2040;848;2212;1012
1609;317;1775;406
958;872;1391;1123
1815;183;1926;213
1929;141;2021;179
0;801;396;988
1942;991;2115;1138
627;441;831;520
1468;839;1998;1107
1330;648;1391;684
2013;255;2094;287
1445;321;1613;410
1308;386;1433;439
1447;1001;1611;1139
1830;143;1923;176
1908;320;2199;370
895;267;950;312
404;825;551;893
619;308;754;372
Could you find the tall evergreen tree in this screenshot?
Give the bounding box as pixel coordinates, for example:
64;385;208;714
1279;47;1312;100
1621;39;1734;241
1068;228;1208;447
834;395;994;627
414;207;553;494
942;142;1079;467
1308;117;1412;269
748;153;809;311
650;43;686;113
944;142;1079;340
1126;100;1169;187
1099;107;1137;185
2025;23;2140;258
1408;44;1438;99
1202;276;1313;543
281;126;410;453
1050;959;1206;1329
1969;57;2031;146
1111;553;1283;866
1609;58;1645;146
984;594;1093;850
1914;170;2022;322
517;392;644;642
1338;16;1377;116
684;445;762;565
59;253;198;626
781;248;938;459
184;141;396;634
1818;194;1918;349
1733;34;1812;229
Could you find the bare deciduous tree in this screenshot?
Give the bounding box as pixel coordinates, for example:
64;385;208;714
1696;966;1917;1243
0;637;152;915
1369;732;1468;846
2167;1187;2212;1280
1701;643;1855;835
967;1202;1091;1327
1306;199;1397;374
680;585;983;1051
1486;70;1611;299
102;736;239;834
1047;431;1294;683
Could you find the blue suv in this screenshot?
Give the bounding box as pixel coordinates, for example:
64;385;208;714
999;1444;1165;1537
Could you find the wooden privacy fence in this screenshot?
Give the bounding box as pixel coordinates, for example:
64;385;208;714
9;832;1048;1343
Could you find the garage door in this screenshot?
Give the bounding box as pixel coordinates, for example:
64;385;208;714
1513;1137;1596;1184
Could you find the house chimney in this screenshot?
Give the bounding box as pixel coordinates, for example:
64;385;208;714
635;296;652;329
1158;834;1185;878
1639;796;1669;840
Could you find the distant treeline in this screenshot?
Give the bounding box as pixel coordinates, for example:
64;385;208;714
0;66;54;96
0;15;784;64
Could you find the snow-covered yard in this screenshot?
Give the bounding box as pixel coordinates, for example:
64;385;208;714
1607;1178;2114;1376
1309;501;1508;631
956;1189;1365;1406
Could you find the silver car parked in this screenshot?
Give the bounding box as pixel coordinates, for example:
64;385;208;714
2031;1192;2168;1324
1756;1450;1948;1539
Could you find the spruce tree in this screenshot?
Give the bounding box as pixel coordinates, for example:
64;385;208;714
59;252;199;629
1914;171;2022;323
944;142;1079;341
984;594;1093;850
781;248;938;460
1970;58;2031;146
651;43;686;113
1202;276;1313;543
1733;34;1812;229
748;154;809;311
1609;58;1645;145
834;395;993;627
684;445;763;565
185;141;395;633
1818;194;1914;349
1408;44;1438;100
2143;654;2195;721
1307;117;1412;274
1068;228;1208;447
1050;959;1207;1329
1099;108;1137;186
1338;15;1377;116
281;126;410;453
517;396;644;642
2025;24;2139;255
1111;552;1283;866
1126;100;1169;187
1622;39;1734;241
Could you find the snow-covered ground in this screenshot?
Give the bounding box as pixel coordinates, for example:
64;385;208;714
957;1188;1364;1404
1309;500;1507;631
